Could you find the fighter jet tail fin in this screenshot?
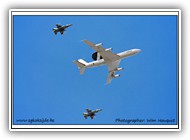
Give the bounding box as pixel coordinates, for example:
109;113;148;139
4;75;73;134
52;29;58;35
73;59;88;74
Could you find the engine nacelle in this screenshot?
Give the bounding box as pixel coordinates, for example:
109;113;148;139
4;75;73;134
113;74;120;78
105;48;112;51
95;43;103;46
116;67;123;71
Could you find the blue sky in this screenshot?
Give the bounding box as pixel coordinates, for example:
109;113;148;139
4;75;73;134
13;15;178;125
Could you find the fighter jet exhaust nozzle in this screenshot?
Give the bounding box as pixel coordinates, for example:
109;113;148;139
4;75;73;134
116;67;123;71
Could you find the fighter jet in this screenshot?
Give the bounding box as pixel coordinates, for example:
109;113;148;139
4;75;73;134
52;23;72;35
73;40;141;84
83;109;102;119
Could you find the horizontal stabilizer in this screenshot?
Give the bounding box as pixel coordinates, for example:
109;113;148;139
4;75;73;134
52;29;58;35
73;59;88;74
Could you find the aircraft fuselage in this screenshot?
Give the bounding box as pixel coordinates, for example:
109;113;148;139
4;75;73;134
86;49;141;68
53;26;65;32
53;24;72;33
83;109;102;119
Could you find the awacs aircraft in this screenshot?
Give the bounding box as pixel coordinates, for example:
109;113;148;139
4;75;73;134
73;40;141;84
83;109;102;119
52;24;72;35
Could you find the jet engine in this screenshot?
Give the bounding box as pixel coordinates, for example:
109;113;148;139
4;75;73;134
113;74;120;78
95;43;103;46
92;52;103;61
105;48;112;51
116;67;123;71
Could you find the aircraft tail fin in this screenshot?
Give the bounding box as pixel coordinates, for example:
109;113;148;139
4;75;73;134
73;59;88;74
52;29;57;35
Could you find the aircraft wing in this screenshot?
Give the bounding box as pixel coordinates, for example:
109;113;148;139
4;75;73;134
107;60;121;72
83;40;120;61
106;60;121;84
107;71;115;84
60;31;64;35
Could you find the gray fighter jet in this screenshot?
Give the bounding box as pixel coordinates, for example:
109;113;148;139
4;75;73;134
83;109;102;119
52;23;72;35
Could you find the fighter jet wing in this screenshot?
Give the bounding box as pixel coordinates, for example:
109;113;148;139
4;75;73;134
106;60;121;84
83;40;120;61
60;31;64;35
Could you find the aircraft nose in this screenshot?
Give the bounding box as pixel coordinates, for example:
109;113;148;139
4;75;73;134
134;49;141;53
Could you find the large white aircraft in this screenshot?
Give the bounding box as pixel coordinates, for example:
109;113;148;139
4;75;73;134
73;40;141;84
